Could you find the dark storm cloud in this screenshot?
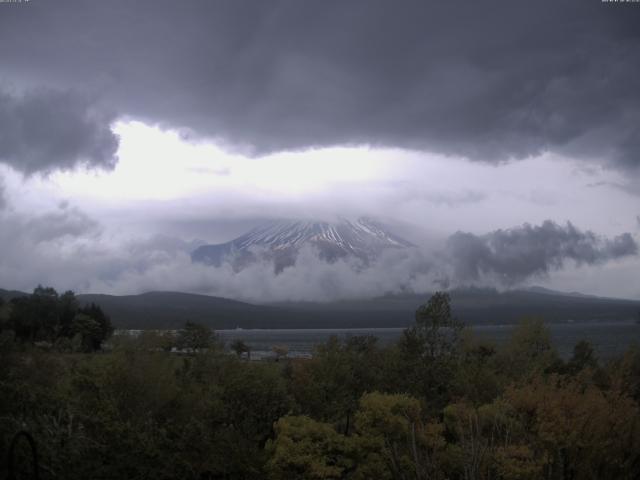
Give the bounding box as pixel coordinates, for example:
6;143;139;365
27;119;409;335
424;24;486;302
0;202;101;248
0;88;119;174
0;205;106;292
446;221;638;285
1;1;639;166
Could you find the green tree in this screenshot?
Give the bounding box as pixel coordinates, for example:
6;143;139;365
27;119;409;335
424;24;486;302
392;292;465;411
78;302;113;349
453;330;501;406
176;321;217;352
412;291;465;359
354;392;446;480
9;285;59;342
0;295;9;334
290;336;385;429
69;313;103;352
58;290;79;338
290;336;356;423
6;288;111;350
496;318;558;380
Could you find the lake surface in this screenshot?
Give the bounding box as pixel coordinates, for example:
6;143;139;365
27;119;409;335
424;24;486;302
217;321;640;360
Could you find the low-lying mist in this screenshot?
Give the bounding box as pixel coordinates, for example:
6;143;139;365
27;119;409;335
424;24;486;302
1;203;637;302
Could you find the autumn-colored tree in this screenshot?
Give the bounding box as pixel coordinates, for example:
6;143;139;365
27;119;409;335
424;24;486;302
267;415;354;480
505;375;640;479
608;344;640;402
443;399;545;480
268;392;447;480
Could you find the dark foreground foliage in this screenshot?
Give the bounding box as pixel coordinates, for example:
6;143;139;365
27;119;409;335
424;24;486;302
1;286;113;352
1;291;639;479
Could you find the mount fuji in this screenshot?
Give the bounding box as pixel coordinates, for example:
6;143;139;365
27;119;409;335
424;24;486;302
191;217;414;272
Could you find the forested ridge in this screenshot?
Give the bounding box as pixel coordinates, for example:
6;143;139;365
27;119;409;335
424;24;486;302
1;289;639;479
4;287;640;330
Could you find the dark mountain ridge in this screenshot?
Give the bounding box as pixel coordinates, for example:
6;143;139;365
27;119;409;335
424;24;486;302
2;287;639;330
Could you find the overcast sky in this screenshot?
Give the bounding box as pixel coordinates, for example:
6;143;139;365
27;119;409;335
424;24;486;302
0;0;639;301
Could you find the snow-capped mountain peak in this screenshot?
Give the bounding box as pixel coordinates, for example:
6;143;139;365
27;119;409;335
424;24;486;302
192;217;413;272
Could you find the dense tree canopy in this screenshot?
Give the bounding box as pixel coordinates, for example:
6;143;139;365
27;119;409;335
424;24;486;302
0;286;113;351
0;291;639;479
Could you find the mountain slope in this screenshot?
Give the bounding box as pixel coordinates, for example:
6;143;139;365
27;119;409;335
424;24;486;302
191;217;413;272
76;291;286;329
273;287;640;326
80;288;640;329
